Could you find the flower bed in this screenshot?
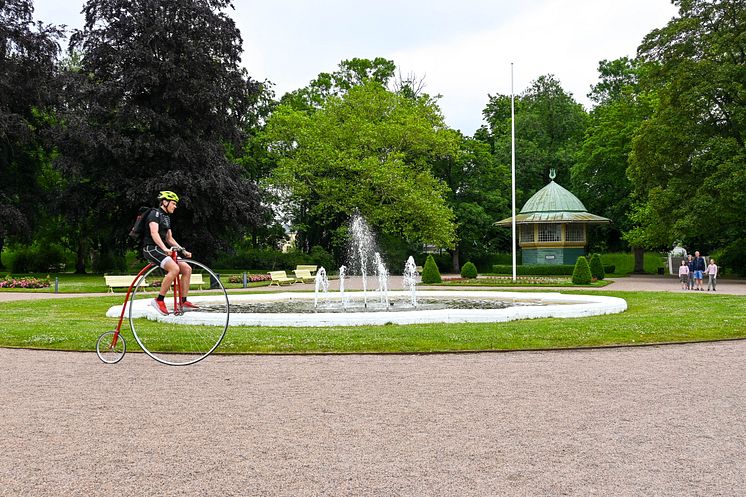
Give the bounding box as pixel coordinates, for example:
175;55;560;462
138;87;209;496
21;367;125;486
228;274;271;284
0;276;51;289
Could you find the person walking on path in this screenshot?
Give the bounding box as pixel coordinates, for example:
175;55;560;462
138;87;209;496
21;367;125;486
693;251;707;291
706;258;718;291
678;260;690;290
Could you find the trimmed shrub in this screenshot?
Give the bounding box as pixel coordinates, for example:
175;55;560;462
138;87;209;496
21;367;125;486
589;253;605;280
572;256;593;284
460;261;478;279
421;254;442;284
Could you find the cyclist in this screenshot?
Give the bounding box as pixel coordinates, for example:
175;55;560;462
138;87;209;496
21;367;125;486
142;191;198;314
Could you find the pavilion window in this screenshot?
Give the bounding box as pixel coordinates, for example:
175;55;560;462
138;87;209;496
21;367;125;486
565;224;585;242
519;225;534;243
537;223;561;242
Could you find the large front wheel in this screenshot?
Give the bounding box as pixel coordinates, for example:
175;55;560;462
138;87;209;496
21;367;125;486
128;260;229;366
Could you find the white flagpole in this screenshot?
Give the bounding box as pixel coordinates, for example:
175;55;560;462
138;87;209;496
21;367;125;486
511;63;517;282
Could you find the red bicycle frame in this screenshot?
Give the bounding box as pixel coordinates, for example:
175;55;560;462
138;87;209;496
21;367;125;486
107;249;182;348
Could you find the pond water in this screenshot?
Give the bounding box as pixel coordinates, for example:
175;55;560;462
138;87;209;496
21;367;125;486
200;297;546;314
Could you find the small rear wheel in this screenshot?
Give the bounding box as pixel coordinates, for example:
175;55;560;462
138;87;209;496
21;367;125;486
96;331;126;364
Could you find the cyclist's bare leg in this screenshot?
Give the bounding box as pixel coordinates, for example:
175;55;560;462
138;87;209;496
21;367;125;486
159;258;180;296
178;260;192;298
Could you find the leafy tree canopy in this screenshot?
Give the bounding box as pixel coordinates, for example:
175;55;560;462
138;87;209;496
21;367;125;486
571;57;656;251
482;74;587;205
54;0;267;264
627;0;746;260
263;78;457;256
280;57;397;111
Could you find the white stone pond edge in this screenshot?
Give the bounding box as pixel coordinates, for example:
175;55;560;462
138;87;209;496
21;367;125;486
106;291;627;327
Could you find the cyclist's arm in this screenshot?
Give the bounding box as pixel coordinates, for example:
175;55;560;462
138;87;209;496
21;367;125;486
149;221;170;253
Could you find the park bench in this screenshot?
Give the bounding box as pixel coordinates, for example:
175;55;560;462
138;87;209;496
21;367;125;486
188;273;205;290
104;275;149;293
295;265;318;275
104;273;205;292
268;270;295;286
293;269;315;283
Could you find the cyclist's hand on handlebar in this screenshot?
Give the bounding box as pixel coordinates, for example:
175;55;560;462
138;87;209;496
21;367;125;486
171;246;192;259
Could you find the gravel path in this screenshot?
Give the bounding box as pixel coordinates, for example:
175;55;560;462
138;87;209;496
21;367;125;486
2;342;745;496
3;275;746;495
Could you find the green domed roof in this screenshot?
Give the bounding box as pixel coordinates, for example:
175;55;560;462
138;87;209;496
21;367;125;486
520;181;587;214
495;172;611;226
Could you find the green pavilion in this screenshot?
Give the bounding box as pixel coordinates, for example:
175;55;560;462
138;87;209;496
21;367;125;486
496;170;611;265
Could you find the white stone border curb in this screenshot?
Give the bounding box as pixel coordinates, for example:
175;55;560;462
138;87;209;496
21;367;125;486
107;291;627;327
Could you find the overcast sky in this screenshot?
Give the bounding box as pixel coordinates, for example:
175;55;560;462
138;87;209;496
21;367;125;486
32;0;678;135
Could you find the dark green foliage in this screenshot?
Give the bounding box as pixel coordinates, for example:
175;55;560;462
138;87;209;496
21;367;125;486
461;261;478;279
55;0;267;265
572;256;593;285
589;253;605;280
8;244;68;273
0;0;63;264
421;254;442;284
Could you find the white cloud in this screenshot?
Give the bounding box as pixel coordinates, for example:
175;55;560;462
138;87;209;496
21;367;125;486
33;0;678;135
387;0;677;133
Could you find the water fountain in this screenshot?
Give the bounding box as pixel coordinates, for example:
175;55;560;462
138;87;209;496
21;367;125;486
108;213;628;326
314;267;329;307
373;252;389;306
403;256;418;307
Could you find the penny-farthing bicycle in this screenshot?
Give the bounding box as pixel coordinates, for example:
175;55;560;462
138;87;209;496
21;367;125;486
96;248;230;366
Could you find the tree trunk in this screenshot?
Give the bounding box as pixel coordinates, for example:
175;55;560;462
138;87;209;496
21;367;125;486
633;247;645;273
451;247;460;274
0;236;4;269
75;238;87;274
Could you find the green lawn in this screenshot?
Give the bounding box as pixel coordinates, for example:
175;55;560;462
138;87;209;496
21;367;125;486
0;291;743;354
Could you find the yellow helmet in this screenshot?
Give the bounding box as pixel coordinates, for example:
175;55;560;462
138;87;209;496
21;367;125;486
157;190;179;202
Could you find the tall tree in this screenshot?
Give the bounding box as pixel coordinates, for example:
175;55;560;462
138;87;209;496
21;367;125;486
0;0;63;267
263;78;457;261
54;0;265;270
483;75;587;206
571;57;655;252
431;131;510;271
628;0;746;272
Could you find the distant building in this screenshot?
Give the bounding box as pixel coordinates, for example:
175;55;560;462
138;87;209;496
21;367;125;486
496;170;610;265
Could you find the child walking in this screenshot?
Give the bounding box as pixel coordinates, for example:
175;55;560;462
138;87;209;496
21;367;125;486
678;259;690;290
706;259;718;291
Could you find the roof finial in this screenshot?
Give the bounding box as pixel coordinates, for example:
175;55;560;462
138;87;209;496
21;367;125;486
549;168;556;181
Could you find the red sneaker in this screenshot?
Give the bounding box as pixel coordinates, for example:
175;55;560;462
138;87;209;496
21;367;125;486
181;300;200;311
151;299;169;316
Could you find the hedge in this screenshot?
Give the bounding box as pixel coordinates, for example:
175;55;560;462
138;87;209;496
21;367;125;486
491;264;615;275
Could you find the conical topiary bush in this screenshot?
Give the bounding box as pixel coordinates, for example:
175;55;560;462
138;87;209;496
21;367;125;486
589;253;605;281
421;254;442;284
572;256;592;285
460;261;478;279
